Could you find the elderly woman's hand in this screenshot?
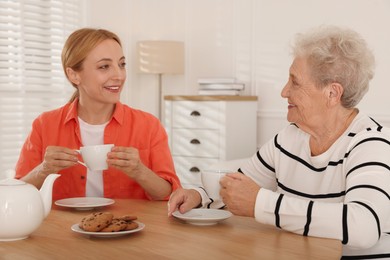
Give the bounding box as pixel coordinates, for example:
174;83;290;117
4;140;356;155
167;188;202;216
220;173;260;217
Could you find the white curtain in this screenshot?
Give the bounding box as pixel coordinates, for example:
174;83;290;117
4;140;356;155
0;0;82;174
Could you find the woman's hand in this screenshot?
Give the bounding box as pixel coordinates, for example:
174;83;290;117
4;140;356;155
21;146;78;188
220;173;260;217
167;188;202;216
40;146;79;176
107;146;172;200
106;146;144;178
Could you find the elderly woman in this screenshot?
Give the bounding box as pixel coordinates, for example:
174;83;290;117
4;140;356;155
168;26;390;258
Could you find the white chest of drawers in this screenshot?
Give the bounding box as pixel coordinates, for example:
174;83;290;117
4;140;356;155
164;95;258;188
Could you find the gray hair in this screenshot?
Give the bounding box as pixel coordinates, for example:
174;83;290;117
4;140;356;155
292;25;375;108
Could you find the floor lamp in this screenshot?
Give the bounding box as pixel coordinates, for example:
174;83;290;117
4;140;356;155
136;41;184;120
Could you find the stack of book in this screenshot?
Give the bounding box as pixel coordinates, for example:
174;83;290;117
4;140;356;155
197;78;245;96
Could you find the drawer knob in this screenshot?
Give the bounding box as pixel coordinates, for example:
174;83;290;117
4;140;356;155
189;167;200;172
190;139;201;144
190;111;201;117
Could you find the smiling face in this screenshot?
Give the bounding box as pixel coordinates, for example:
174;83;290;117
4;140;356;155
281;57;329;130
71;39;126;106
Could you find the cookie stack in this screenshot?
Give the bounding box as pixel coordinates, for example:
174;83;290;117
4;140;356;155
79;212;139;232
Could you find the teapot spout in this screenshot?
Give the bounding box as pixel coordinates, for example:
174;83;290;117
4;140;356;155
39;174;61;218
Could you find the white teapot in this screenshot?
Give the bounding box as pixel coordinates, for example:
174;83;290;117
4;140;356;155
0;174;60;241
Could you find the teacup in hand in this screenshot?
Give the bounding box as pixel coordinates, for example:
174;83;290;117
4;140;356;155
201;170;232;205
76;144;114;171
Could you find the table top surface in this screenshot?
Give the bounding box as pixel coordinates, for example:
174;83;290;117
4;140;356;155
164;95;258;101
0;199;341;260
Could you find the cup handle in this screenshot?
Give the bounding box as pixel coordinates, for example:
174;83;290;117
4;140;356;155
77;160;87;167
74;150;86;167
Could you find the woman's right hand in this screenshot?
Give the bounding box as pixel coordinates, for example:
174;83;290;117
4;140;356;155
167;188;202;216
21;146;79;188
39;146;79;176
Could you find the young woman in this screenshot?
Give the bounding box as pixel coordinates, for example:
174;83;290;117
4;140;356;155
15;28;181;201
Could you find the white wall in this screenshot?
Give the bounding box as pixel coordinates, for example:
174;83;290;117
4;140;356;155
83;0;390;148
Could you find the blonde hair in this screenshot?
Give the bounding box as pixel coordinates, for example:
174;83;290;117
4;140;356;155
61;28;122;102
292;25;375;108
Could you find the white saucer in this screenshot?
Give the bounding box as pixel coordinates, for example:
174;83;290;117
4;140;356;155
55;197;115;210
71;221;145;238
172;209;232;226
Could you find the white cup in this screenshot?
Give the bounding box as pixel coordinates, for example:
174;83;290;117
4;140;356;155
201;169;232;203
76;144;114;171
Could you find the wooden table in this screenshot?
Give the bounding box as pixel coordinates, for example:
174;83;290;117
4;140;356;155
0;199;341;259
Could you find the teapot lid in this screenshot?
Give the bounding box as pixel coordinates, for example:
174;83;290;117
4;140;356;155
0;178;26;186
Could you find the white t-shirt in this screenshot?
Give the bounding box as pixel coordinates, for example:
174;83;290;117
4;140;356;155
78;117;108;197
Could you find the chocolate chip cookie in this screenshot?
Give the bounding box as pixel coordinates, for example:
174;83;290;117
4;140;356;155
80;212;113;232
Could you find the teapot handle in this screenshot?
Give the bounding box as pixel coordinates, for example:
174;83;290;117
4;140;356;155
39;174;61;218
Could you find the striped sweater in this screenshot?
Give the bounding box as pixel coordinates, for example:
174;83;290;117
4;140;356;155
239;112;390;258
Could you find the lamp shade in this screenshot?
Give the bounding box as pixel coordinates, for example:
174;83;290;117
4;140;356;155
136;41;184;74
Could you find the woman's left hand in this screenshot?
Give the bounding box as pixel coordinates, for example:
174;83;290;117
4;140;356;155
220;173;260;217
107;146;172;200
106;146;144;178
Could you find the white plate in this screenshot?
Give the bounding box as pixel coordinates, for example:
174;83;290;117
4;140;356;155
55;197;115;210
71;221;145;238
172;209;232;226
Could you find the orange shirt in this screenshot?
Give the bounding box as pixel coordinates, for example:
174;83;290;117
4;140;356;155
15;99;181;201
